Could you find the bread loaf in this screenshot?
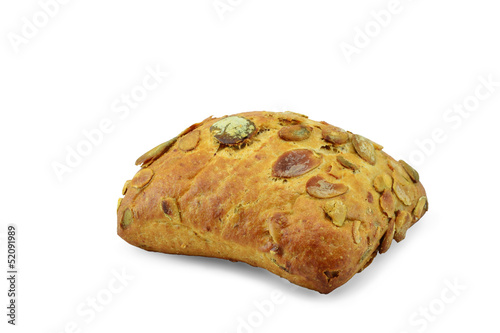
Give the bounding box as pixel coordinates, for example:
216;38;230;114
117;111;428;293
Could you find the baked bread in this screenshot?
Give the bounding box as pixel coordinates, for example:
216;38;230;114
117;111;428;294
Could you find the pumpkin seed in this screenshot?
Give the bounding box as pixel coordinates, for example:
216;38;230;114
336;155;359;171
306;175;349;199
394;210;412;242
324;200;347;227
278;124;312;141
122;180;131;195
135;137;177;166
399;160;420;183
135;116;213;166
413;196;428;221
352;134;376;165
131;168;154;189
393;173;415;206
352;220;362;244
178;130;201;151
322;126;349;145
379;218;395;254
121;208;134;229
210;116;257;145
272;149;322;178
373;173;392;193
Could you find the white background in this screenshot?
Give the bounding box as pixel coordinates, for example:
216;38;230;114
1;1;499;332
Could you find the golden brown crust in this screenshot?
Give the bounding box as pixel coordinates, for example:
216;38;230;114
117;111;428;294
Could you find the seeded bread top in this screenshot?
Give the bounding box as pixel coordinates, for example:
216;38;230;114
117;111;427;293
